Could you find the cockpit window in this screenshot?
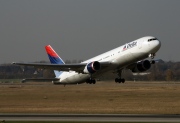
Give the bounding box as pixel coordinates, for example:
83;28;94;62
148;38;158;42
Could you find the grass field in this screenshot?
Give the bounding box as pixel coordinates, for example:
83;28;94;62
0;81;180;114
0;79;21;83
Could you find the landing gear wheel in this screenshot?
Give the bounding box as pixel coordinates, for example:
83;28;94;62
92;80;96;84
86;78;96;84
122;78;125;83
115;78;119;83
115;78;125;83
149;53;155;59
115;70;126;84
118;80;122;83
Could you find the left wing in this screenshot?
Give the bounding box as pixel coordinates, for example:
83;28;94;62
12;62;111;73
12;62;86;72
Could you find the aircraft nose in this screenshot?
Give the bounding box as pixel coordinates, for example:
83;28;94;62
149;39;161;52
155;40;161;49
156;40;161;48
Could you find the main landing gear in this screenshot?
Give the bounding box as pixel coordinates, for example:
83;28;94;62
115;70;125;83
115;78;125;83
86;78;96;84
86;74;96;84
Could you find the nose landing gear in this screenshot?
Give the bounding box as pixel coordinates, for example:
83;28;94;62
149;53;155;59
149;53;156;64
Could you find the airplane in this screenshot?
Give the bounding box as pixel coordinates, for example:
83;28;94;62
13;36;161;85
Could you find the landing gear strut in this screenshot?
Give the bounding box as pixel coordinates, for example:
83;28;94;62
149;53;155;59
115;70;125;83
115;78;125;83
149;53;156;64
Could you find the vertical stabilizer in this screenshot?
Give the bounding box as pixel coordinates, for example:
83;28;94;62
45;45;65;78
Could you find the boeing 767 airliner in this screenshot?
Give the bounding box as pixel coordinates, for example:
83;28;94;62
13;36;161;85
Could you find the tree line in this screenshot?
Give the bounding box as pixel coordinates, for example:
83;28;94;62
0;60;179;81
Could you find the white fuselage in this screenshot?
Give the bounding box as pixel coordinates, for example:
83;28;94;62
56;36;161;84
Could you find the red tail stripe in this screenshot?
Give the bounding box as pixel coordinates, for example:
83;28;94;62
45;45;59;57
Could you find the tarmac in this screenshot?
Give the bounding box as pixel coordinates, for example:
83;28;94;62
0;114;180;122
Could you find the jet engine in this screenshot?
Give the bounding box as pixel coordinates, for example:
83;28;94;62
132;60;151;72
83;61;101;74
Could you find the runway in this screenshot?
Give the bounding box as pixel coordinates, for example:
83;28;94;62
0;114;180;122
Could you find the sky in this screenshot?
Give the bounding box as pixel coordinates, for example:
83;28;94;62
0;0;180;63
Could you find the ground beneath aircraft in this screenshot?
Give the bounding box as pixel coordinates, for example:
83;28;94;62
0;81;180;114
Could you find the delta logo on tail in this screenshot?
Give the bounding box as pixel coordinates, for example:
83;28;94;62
45;45;65;64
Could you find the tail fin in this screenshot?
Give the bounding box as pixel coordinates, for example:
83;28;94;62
45;45;65;78
45;45;65;64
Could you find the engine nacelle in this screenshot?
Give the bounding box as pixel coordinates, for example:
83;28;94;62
132;60;151;73
83;61;101;74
